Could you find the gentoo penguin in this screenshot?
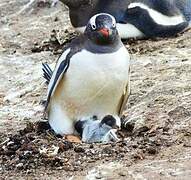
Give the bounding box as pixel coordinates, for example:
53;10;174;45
42;13;130;135
42;65;120;142
60;0;190;38
75;115;119;143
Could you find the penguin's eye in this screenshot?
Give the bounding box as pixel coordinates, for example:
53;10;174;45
91;24;96;30
112;23;116;28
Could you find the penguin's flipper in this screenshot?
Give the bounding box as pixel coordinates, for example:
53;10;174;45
45;37;84;111
45;52;71;110
118;71;130;117
42;63;53;85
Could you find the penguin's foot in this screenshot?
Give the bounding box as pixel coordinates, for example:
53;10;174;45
65;135;81;143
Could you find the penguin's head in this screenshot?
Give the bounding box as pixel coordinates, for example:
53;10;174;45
100;115;118;129
85;13;118;45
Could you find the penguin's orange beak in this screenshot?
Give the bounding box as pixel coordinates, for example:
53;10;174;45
99;28;109;37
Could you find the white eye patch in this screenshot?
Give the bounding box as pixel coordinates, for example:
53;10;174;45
90;14;97;29
89;13;116;29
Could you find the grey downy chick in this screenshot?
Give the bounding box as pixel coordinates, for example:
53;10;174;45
75;115;119;143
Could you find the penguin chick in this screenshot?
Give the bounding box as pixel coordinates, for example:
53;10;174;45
75;115;119;143
43;13;130;135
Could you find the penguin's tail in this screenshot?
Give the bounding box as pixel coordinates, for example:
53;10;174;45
42;63;53;85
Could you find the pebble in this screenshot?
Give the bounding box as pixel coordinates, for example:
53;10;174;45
146;146;158;155
16;163;24;170
74;146;85;153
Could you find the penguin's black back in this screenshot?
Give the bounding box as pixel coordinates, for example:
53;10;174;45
96;0;181;18
67;0;185;27
62;0;190;38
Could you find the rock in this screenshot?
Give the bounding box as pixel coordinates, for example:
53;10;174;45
102;146;113;154
118;170;127;177
16;163;24;170
58;141;73;152
35;121;51;133
95;172;103;179
74;146;85;153
39;147;48;155
146;146;158;155
49;145;59;156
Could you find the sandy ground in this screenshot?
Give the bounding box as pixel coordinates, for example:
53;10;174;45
0;0;191;179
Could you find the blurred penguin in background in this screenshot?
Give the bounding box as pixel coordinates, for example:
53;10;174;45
60;0;191;39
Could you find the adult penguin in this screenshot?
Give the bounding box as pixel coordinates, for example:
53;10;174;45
42;13;130;135
60;0;190;38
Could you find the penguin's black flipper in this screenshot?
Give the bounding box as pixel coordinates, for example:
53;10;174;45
42;63;53;85
45;56;70;110
44;35;85;111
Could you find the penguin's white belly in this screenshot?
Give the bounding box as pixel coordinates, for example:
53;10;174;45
76;24;145;39
49;47;130;134
117;23;145;38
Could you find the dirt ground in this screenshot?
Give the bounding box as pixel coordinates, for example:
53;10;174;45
0;0;191;179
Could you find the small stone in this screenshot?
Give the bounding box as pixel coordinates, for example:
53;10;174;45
102;146;113;154
132;143;138;148
95;172;103;179
147;146;157;154
89;144;94;149
4;150;15;156
16;163;24;170
74;146;85;153
39;147;48;154
35;121;51;133
118;171;127;177
58;141;73;152
49;145;59;156
54;17;59;21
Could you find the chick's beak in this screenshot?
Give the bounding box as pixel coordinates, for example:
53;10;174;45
98;28;110;38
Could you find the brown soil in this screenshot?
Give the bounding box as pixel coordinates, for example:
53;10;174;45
0;0;191;179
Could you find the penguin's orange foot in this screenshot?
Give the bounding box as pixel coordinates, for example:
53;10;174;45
65;135;81;143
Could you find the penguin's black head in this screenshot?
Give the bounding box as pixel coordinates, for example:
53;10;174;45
85;13;118;45
101;115;118;128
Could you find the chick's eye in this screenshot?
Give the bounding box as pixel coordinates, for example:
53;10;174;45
91;24;96;30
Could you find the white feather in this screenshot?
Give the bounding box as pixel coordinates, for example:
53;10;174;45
117;23;145;38
75;26;86;33
128;2;185;26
